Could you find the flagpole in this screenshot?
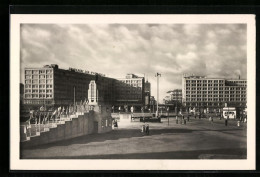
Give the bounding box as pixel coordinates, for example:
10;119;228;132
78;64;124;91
155;73;161;117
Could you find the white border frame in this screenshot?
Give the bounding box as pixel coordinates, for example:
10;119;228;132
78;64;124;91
10;14;256;170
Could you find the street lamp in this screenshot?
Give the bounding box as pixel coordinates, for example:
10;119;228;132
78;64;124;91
155;73;161;117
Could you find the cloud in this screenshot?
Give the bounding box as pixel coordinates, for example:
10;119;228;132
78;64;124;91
20;24;247;102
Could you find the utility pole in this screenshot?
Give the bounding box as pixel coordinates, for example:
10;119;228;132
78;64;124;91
155;73;161;117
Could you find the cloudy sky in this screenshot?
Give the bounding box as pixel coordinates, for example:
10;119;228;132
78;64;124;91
20;24;247;103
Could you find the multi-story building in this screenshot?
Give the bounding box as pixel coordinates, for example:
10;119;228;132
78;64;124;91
167;89;182;102
115;74;145;110
24;64;96;108
24;65;145;110
182;74;247;113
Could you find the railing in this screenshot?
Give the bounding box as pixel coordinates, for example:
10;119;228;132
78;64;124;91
20;112;85;142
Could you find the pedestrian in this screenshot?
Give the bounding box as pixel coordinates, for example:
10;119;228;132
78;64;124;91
195;115;196;119
187;115;190;121
225;119;228;126
36;111;40;124
114;120;118;129
145;124;150;135
141;124;145;135
211;117;213;124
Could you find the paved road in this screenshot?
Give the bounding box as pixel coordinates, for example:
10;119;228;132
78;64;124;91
21;117;247;159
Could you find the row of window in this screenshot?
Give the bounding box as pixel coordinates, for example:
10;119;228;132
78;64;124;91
25;84;53;88
186;98;246;101
25;89;53;93
185;102;246;106
25;70;52;75
121;80;142;84
25;74;53;79
186;80;224;83
25;79;53;84
186;95;246;98
24;94;53;98
227;80;247;83
186;84;225;87
186;80;246;84
186;87;246;90
186;91;247;94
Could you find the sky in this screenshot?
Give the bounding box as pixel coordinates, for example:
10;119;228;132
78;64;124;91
20;24;247;103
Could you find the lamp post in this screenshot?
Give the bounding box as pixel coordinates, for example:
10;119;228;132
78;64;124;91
155;73;161;117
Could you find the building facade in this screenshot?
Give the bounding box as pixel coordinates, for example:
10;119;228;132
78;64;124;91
182;74;247;113
169;89;182;102
115;74;145;110
24;65;145;110
24;64;96;108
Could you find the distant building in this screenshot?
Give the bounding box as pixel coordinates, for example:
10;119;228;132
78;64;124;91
182;74;247;113
115;74;145;110
167;89;182;102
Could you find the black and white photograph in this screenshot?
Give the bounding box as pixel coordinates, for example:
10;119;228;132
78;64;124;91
10;15;255;170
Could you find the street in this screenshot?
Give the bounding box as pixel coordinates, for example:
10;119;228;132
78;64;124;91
21;116;247;159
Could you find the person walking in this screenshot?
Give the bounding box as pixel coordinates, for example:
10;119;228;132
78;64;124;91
141;124;145;135
145;124;150;135
210;116;213;124
114;120;118;129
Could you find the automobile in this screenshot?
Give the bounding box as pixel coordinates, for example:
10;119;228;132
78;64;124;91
160;115;168;118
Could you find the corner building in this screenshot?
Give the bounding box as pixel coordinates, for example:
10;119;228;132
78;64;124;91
182;75;247;113
24;64;95;108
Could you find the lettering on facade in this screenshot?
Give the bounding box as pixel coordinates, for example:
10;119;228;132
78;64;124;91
69;67;105;77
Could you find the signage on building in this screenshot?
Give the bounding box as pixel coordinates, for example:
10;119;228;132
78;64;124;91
69;67;105;77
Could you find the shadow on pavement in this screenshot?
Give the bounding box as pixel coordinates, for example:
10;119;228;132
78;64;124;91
23;128;193;150
24;148;247;159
